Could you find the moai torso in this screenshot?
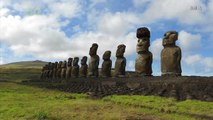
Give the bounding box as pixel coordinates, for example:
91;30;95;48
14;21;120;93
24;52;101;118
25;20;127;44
80;56;88;77
135;27;153;76
46;62;51;78
53;62;58;79
57;61;62;78
114;44;126;77
72;57;79;77
88;43;100;77
161;31;182;76
66;58;73;79
102;51;112;77
49;63;54;78
61;61;67;79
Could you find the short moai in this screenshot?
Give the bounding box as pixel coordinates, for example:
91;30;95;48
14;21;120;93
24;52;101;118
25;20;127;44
49;62;55;79
88;43;100;77
114;44;126;77
135;27;153;76
41;64;48;79
161;31;182;76
57;61;63;78
46;62;52;78
53;62;58;79
61;61;67;79
101;51;112;77
79;56;88;77
72;57;79;77
66;58;73;79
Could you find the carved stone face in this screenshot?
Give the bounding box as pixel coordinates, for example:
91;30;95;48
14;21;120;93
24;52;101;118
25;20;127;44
81;56;87;65
137;37;150;53
73;57;79;66
67;58;73;66
103;51;111;60
163;31;178;47
116;44;126;57
89;43;98;56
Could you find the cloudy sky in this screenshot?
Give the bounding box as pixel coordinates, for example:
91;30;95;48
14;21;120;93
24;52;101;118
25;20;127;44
0;0;213;76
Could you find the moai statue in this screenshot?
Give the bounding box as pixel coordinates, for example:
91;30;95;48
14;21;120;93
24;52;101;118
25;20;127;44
79;56;88;77
49;62;54;79
53;62;58;79
66;58;73;79
161;31;182;76
72;57;79;77
61;60;67;79
46;62;52;78
114;44;126;77
135;27;153;76
57;61;62;78
88;43;100;77
101;51;112;77
40;65;47;79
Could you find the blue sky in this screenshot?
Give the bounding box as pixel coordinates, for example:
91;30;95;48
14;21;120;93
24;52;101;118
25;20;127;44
0;0;213;76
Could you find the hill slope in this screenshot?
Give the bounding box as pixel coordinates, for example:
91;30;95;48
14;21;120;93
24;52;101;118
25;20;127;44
0;60;48;69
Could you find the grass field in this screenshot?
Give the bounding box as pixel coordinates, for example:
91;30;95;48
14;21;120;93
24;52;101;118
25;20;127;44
0;61;213;120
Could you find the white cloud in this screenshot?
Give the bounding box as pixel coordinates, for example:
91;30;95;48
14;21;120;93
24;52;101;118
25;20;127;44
185;54;213;74
133;0;152;8
97;12;140;37
90;0;106;8
150;38;163;60
178;30;202;54
141;0;206;25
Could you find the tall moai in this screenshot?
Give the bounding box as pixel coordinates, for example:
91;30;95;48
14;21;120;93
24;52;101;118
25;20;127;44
66;58;73;79
161;31;182;76
53;62;58;79
101;51;112;77
114;44;126;77
61;60;67;79
88;43;100;77
72;57;79;77
135;27;153;76
79;56;88;77
57;61;63;78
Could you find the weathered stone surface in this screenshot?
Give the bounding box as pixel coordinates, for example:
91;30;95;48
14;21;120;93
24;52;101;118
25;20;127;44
161;31;182;76
114;44;126;77
57;61;63;78
72;57;79;77
80;56;88;77
61;61;67;79
88;43;99;77
101;51;112;77
135;27;153;76
66;58;73;79
53;62;58;79
41;64;48;79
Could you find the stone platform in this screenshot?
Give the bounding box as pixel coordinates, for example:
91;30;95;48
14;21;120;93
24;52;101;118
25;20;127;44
24;76;213;101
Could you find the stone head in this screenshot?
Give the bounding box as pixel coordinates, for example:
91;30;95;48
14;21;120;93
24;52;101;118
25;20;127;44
116;44;126;57
163;31;178;47
81;56;87;65
136;27;150;53
89;43;98;56
103;51;111;60
62;60;67;67
58;61;62;68
67;58;73;66
73;57;79;66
